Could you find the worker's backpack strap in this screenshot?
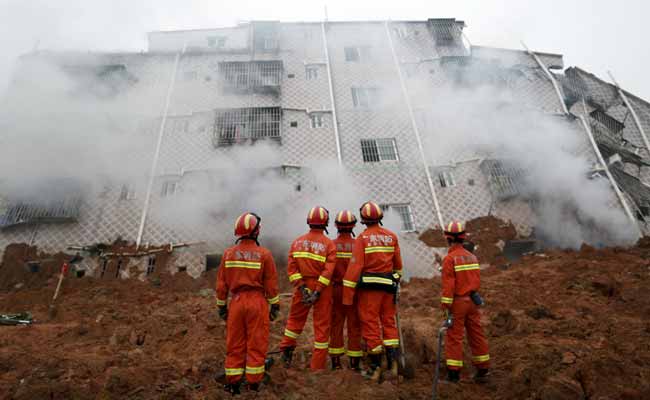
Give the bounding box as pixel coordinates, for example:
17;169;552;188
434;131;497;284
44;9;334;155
357;272;398;293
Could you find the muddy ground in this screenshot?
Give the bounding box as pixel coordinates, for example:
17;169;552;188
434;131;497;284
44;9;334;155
1;235;650;399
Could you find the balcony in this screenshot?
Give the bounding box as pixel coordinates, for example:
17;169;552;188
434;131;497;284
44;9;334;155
218;61;283;95
213;107;282;147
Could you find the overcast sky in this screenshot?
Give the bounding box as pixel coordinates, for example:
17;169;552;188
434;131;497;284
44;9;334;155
0;0;648;99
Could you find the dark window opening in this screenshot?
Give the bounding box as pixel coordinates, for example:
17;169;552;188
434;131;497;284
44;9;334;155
213;107;282;147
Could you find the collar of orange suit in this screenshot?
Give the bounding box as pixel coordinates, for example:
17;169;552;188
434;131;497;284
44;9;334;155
309;228;327;234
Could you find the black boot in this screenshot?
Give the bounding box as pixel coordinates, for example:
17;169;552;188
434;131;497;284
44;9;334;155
385;348;399;376
446;369;460;383
349;357;361;371
362;354;383;381
224;381;242;395
281;347;295;368
474;368;489;383
331;355;342;370
248;382;260;392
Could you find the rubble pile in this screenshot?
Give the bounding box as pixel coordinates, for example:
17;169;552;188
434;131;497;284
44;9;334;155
0;234;649;399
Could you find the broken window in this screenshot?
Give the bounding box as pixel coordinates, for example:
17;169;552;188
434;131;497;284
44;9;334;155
213;107;282;146
352;87;381;108
361;138;398;162
219;61;283;94
590;109;625;134
438;171;456;188
480;159;525;200
305;65;319;80
380;203;415;232
161;181;178;197
309;113;324;128
207;36;226;48
119;184;136;201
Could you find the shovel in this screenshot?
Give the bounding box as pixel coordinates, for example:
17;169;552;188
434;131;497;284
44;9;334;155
432;312;453;400
395;284;416;379
48;253;83;319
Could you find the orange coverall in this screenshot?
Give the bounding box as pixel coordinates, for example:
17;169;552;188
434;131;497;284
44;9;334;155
342;225;403;354
216;239;279;384
440;243;490;370
329;233;362;358
279;229;337;370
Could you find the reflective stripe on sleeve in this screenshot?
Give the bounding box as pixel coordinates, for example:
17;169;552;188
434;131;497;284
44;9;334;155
224;261;262;269
369;345;384;354
364;246;395;254
383;339;400;347
318;275;331;286
267;295;280;305
454;263;480;272
292;252;326;262
284;329;300;339
343;280;357;288
336;252;352;258
216;298;227;306
288;273;303;282
441;297;454;304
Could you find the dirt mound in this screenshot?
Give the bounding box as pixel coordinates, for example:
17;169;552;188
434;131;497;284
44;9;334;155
0;239;649;399
419;216;518;265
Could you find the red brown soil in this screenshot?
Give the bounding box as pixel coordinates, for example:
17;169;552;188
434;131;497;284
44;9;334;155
419;216;518;265
1;237;649;399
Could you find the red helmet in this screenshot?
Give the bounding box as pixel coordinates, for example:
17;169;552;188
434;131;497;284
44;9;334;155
359;201;383;224
335;210;357;228
234;212;261;238
307;206;329;227
444;221;466;240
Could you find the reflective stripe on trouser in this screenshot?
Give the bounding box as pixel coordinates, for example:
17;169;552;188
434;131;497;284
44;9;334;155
225;291;270;384
329;284;362;356
444;296;490;370
357;289;398;354
279;278;333;370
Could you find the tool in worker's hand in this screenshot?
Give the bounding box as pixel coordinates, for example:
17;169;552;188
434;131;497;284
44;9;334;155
432;312;453;400
48;253;84;320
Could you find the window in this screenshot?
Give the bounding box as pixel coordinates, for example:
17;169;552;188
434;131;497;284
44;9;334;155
438;171;456;187
161;181;178;197
214;107;282;146
207;36;226;48
119;184;136;201
351;87;381;108
305;65;318;80
344;46;370;62
172;118;190;133
264;37;278;50
310;113;324;128
381;204;415;232
361;138;398;162
146;256;156;275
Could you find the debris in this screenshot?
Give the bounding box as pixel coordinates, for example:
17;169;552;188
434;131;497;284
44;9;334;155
0;312;33;326
561;352;577;364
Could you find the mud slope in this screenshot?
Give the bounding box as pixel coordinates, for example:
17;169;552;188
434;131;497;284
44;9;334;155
0;238;649;399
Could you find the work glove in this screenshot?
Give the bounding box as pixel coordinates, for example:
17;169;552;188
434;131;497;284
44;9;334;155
218;305;228;321
307;290;321;305
392;272;401;283
443;311;453;328
300;285;313;304
269;304;280;321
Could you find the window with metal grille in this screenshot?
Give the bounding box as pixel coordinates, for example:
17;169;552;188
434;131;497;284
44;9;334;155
0;195;82;229
170;118;189;134
351;87;381;108
305;65;319;80
218;61;283;93
429;19;461;45
310;113;324;128
438;171;456;187
161;181;178;197
344;46;371;62
214;107;282;146
480;159;525;200
380;203;415;232
361;138;398;162
119;184;136;201
589;109;625;134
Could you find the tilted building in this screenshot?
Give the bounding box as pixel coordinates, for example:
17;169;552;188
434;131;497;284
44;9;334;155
1;19;649;278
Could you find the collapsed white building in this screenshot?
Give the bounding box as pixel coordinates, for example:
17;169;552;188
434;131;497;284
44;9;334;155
0;19;649;278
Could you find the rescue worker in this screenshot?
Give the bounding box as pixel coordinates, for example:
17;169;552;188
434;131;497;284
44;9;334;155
440;221;490;383
328;210;363;371
216;212;280;395
280;206;337;371
342;201;403;380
